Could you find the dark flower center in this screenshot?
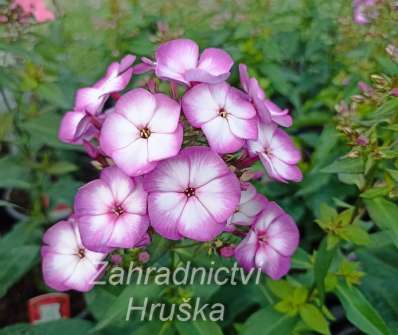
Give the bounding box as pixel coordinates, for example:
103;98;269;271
184;187;196;197
218;108;228;118
140;127;151;139
77;248;85;259
113;204;125;216
258;232;268;244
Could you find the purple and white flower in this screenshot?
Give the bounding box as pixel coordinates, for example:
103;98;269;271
144;146;240;241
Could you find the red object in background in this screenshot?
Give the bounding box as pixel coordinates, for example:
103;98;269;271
28;293;70;324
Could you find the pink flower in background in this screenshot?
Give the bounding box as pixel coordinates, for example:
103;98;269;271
155;39;233;86
41;219;107;292
353;0;377;24
144;147;240;241
75;55;135;115
247;122;302;183
100;88;183;176
182;82;257;154
12;0;55;23
239;64;292;127
226;183;268;231
235;202;299;280
74;166;149;252
138;251;150;263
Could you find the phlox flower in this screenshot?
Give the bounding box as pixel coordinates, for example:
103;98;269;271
155;38;233;86
41;218;107;292
235;202;299;280
353;0;377;24
100;88;183;176
239;64;292;127
58;54;135;144
226;183;268;231
182;82;258;154
12;0;55;23
144;147;240;241
247;122;302;183
74;166;149;252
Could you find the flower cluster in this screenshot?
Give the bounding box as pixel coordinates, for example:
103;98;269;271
42;38;302;292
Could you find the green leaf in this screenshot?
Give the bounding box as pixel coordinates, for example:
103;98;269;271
267;280;295;300
339;225;370;245
360;187;391;199
299;304;330;335
291;248;312;270
365;198;398;248
0;319;94;335
241;306;298;335
45;161;78;175
321;157;364;174
386;169;398;182
0;157;30;189
314;238;336;302
175;321;223;335
336;283;392;335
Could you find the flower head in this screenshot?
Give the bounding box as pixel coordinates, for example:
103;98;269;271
235;202;299;280
182;82;258;154
144;146;240;241
100;88;183;176
74;166;149;252
12;0;55;23
41;218;107;292
239;64;292;127
226;183;268;230
353;0;377;24
247;123;302;183
155;39;233;86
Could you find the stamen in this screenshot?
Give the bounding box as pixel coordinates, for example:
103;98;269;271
219;108;228;118
184;187;196;197
140;127;151;139
77;248;85;258
113;204;125;216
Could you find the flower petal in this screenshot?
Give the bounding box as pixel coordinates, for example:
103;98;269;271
147;124;183;162
115;88;156;128
149;93;181;133
75;87;105;115
112;138;157;177
147;192;186;240
155;39;199;84
107;213;149;249
270;128;301;164
77;214;115;252
197;48;233;76
100;112;140;156
100;166;135;204
228;115;258;140
195;174;240;223
254;202;285;233
144;155;189;193
58;111;86;144
267;214;300;256
122;176;148;215
202;117;244;154
182;84;219;127
224;87;256;119
255;244;291;280
74;180;114;216
42;220;80;255
234;230;258;271
177;197;224;241
184;146;231;188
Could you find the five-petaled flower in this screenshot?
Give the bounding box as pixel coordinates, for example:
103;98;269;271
235;201;299;280
144;147;240;241
100;88;183;176
74;166;149;252
41;218;107;292
155;38;233;86
247;122;302;183
182;82;258;154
